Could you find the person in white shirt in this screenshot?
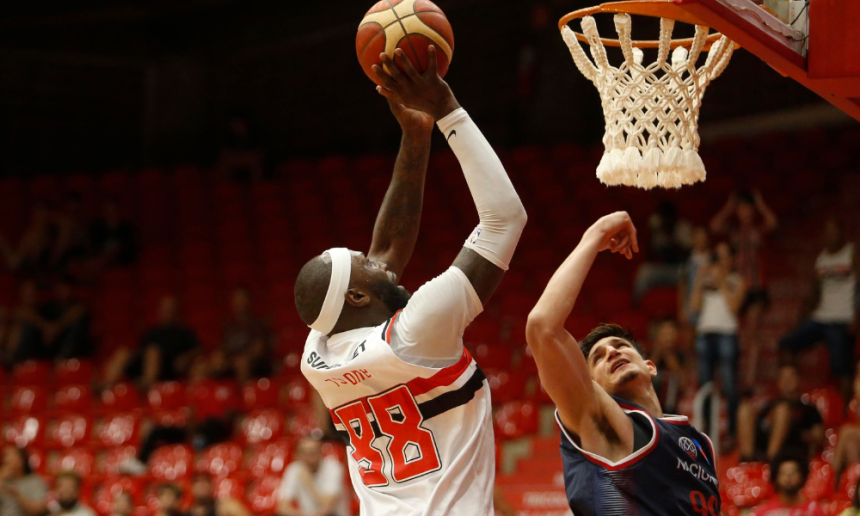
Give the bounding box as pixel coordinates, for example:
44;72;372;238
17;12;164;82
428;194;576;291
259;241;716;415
48;472;96;516
293;46;526;515
277;438;349;516
690;241;747;436
780;218;858;400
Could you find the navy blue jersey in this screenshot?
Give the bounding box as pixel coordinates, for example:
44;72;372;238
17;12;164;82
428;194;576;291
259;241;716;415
558;397;720;516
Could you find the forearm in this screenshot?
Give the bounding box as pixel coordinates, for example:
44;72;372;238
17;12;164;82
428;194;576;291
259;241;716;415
756;199;778;232
438;109;526;270
368;129;431;280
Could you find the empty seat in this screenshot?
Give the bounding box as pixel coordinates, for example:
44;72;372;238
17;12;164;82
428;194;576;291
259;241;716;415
187;380;239;420
56;359;94;386
96;413;139;447
484;369;527;404
723;462;772;508
494;401;539;440
149;444;194;481
243;378;281;411
49;447;95;477
4;415;46;448
147;382;187;411
48;414;91;449
240;409;285;445
196;442;244;478
803;387;845;430
101;383;139;412
97;445;139;477
246;475;282;515
55;385;93;414
13;360;51;386
246;439;293;477
10;386;49;414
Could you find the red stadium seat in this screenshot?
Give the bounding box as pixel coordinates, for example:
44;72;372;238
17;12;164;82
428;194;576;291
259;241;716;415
4;415;46;447
494;401;539;439
471;343;513;370
96;413;139;447
243;378;281;411
803;387;845;429
10;386;49;414
723;462;772;508
100;383;139;412
47;414;91;449
283;378;311;410
802;457;835;502
149;444;194;481
196;442;244;478
590;287;633;319
150;409;189;427
213;475;247;501
639;287;678;319
147;382;187;411
839;463;860;500
56;359;94;386
484;369;528;404
246;439;293;477
187;380;239;420
49;447;96;477
55;385;93;414
97;445;139;477
246;475;282;515
92;477;144;516
240;409;285;445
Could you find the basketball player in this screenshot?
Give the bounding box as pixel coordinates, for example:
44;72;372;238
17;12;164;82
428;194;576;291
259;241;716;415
293;47;526;515
526;212;720;516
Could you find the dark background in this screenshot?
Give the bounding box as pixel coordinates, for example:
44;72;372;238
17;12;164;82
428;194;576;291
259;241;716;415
0;0;821;176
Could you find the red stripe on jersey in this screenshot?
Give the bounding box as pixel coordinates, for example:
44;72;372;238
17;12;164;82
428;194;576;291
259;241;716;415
385;310;403;344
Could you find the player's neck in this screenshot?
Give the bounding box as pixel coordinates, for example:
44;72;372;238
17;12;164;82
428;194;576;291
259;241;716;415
330;305;394;335
625;385;664;418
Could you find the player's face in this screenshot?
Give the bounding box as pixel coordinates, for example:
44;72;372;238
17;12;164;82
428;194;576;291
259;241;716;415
775;461;804;495
587;337;656;395
350;251;412;313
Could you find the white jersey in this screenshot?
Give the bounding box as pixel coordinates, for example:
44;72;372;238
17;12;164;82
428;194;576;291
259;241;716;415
302;267;495;516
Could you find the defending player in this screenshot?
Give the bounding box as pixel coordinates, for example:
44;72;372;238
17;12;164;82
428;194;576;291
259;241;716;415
293;47;526;515
526;212;720;516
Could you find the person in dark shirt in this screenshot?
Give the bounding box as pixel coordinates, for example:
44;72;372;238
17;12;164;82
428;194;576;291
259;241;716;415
103;295;200;389
88;200;137;268
209;288;272;383
738;363;824;461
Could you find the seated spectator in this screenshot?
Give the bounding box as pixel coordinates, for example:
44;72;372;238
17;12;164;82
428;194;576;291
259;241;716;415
691;241;746;437
277;437;350;516
209;288;272;383
632;201;692;302
780;217;857;402
750;454;825;516
7;279;91;365
88;200;137;268
48;472;96;516
154;484;184;516
649;319;691;414
104;295;201;389
107;492;134;516
51;193;89;272
188;474;250;516
679;226;711;326
831;362;860;486
711;189;778;386
0;445;48;516
737;363;824;462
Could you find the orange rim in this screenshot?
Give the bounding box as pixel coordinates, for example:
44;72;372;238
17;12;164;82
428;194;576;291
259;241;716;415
558;0;731;49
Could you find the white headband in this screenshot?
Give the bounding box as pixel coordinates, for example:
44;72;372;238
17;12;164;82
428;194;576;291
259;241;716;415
309;247;352;335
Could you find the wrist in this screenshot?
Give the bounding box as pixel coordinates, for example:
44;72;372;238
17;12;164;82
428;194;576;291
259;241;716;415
431;93;460;121
401;126;433;143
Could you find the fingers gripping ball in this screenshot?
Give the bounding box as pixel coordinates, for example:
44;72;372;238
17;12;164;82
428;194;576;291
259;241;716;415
357;0;454;86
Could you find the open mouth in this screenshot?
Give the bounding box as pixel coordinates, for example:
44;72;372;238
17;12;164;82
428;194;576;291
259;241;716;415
610;359;629;373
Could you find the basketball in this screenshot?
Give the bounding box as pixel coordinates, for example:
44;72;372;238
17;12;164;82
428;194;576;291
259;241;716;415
356;0;454;86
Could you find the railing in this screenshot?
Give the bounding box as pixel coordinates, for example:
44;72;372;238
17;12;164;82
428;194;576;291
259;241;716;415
692;381;721;456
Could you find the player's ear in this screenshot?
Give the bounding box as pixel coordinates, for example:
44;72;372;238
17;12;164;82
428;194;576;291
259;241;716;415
345;288;371;308
646;359;657;378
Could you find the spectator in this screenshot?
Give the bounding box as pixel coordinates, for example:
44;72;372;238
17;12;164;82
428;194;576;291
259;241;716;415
51;193;89;271
679;226;711;325
210;288;272;382
2;202;56;274
649;319;691;414
107;492;134;516
749;454;825;516
831;362;860;486
737;363;824;462
103;295;201;389
89;200;137;268
48;471;96;516
780;217;857;402
7;279;90;365
691;241;746;437
154;484;185;516
632;201;693;302
188;474;250;516
0;445;48;516
277;437;350;516
711;189;778;385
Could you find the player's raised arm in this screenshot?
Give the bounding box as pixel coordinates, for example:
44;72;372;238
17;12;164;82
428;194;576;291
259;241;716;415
366;98;435;282
374;47;527;304
525;213;638;443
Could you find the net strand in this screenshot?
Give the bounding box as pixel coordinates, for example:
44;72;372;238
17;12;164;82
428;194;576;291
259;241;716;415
561;14;735;189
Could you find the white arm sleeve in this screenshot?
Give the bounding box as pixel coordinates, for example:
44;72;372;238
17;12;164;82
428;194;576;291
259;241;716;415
390;267;483;368
437;108;527;271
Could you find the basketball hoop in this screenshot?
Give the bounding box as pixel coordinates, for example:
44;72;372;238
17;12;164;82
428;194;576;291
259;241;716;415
560;0;736;189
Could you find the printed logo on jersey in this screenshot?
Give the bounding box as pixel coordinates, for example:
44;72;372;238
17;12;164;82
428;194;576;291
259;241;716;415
470;228;482;245
678;437;697;460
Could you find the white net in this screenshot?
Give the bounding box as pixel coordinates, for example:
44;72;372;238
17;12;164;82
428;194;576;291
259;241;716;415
562;14;735;189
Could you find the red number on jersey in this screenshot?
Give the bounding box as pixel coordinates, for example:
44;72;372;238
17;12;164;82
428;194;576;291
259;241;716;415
334;401;388;487
368;385;442;482
690;490;719;516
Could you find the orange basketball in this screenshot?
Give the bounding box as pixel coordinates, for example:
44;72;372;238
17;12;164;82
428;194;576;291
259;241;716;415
356;0;454;86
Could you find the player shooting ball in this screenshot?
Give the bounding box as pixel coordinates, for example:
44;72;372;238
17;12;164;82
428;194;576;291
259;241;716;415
526;213;721;516
293;46;526;515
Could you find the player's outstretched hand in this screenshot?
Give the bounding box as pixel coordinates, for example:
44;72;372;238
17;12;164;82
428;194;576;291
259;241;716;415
386;97;434;136
372;46;460;121
590;211;639;260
